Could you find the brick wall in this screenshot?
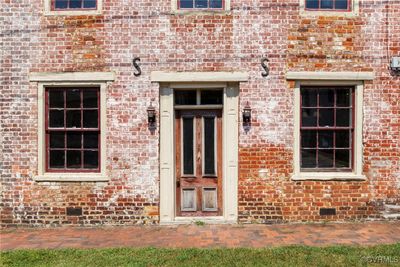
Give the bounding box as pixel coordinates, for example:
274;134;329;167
1;0;399;227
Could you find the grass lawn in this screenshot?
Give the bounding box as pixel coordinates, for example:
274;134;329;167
1;244;399;267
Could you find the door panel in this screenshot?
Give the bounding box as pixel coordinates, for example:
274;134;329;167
176;109;222;216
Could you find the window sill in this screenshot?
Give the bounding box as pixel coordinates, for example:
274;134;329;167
44;10;102;16
292;173;366;181
300;10;359;17
172;10;231;16
34;174;109;182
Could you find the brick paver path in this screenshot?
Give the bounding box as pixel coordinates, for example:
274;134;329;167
1;221;399;250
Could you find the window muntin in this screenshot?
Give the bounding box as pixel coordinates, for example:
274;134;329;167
178;0;223;9
300;87;354;171
52;0;97;10
305;0;351;11
46;87;100;172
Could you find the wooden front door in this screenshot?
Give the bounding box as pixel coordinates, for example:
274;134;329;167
175;109;222;216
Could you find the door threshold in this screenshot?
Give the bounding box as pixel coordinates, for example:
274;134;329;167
161;216;236;225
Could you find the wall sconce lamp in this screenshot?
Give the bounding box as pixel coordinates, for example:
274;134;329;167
242;102;252;125
147;103;156;128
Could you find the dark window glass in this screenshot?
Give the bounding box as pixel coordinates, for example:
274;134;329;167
83;0;96;8
49;150;65;168
210;0;222;8
301;89;317;107
49;90;64;108
195;0;208;8
175;90;197;105
201;90;223;105
321;0;334;9
306;0;350;10
67;150;81;168
302;109;317;127
67;132;81;148
50;133;65;148
83;90;98;108
335;0;348;9
83;110;98;128
54;0;97;10
49;110;64;128
300;87;353;171
46;87;100;172
70;0;82;8
55;0;68;9
204;117;215;175
66;110;81;128
182;117;194;175
84;151;98;169
180;0;193;8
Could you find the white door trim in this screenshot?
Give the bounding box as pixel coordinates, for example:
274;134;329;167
158;82;239;224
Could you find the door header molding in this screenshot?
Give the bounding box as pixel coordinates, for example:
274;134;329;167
151;71;249;83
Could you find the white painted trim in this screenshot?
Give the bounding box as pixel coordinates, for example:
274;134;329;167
159;82;239;224
171;0;231;14
165;216;235;225
299;0;359;17
35;81;108;182
292;80;364;181
30;72;115;82
151;72;248;83
44;0;103;16
286;71;374;81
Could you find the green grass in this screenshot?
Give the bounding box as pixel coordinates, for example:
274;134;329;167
1;244;399;267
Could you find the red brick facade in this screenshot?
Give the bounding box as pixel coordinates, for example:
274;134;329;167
1;0;399;227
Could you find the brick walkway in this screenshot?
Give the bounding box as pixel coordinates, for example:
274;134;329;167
1;221;399;250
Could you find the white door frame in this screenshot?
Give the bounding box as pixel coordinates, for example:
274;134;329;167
155;75;244;224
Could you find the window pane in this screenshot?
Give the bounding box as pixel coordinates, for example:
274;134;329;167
49;110;64;128
66;89;81;108
301;89;317;107
195;0;208;8
182;118;194;175
55;0;68;9
319;131;333;148
49;150;65;168
84;151;98;169
83;90;98;108
201;90;223;105
210;0;222;8
318;149;334;167
319;109;334;126
335;0;348;9
175;90;197;105
336;131;350;148
83;0;96;8
336;109;350;127
83;110;98;128
70;0;83;8
67;150;81;168
84;133;98;148
319;89;334;107
321;0;334;9
49;90;64;108
50;133;65;148
302;109;317;127
204;117;215;175
306;0;319;8
180;0;193;8
336;150;350;168
301;149;317;168
67;132;81;148
301;130;317;148
336;89;351;107
66;110;81;128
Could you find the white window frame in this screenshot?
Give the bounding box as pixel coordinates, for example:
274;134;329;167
44;0;103;16
299;0;360;17
171;0;231;14
30;72;114;182
287;71;374;181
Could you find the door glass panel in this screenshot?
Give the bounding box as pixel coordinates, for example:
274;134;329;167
203;117;215;175
182;117;194;175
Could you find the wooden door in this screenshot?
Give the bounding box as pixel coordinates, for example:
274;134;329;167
175;109;222;216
